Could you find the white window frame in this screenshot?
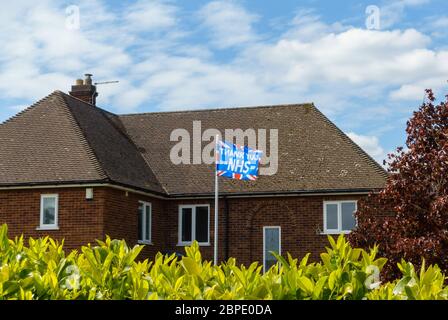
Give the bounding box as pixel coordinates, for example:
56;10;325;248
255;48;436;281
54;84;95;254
178;204;210;246
138;201;152;244
38;194;59;230
323;200;358;234
263;226;281;273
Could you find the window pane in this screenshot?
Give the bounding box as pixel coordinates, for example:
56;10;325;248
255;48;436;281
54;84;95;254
43;197;56;225
325;204;338;230
138;203;143;240
341;202;356;231
264;228;280;271
181;208;192;242
145;205;151;241
195;206;209;243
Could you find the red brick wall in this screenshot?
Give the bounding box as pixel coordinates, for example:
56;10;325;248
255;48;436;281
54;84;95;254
161;199;223;261
0;187;104;250
226;195;365;265
0;186;366;266
162;195;365;265
0;186;167;259
101;187;166;260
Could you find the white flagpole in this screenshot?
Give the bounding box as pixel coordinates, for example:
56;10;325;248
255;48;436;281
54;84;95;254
214;134;219;266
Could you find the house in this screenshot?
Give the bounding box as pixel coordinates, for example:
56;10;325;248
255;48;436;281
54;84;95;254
0;74;386;270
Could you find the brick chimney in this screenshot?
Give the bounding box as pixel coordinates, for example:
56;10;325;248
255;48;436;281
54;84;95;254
69;74;98;105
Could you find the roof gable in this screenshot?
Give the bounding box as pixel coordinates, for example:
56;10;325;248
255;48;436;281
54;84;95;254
0;91;164;194
61;93;164;194
0;92;105;185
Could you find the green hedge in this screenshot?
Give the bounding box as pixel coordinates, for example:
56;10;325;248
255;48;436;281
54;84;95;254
0;224;446;300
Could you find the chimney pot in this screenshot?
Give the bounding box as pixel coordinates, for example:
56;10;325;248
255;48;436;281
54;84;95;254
84;73;93;85
69;74;98;106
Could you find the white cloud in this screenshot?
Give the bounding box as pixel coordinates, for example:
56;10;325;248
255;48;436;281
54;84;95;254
380;0;430;29
245;29;432;86
129;54;278;110
112;83;151;112
347;132;387;164
423;15;448;39
0;0;136;101
0;0;185;113
229;26;448;117
0;0;446;123
112;18;448;116
124;0;178;31
283;9;348;42
198;0;259;49
431;16;448;28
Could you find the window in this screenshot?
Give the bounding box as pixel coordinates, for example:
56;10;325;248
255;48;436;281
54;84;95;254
323;201;357;234
178;205;210;245
138;201;151;244
40;194;58;229
263;226;281;273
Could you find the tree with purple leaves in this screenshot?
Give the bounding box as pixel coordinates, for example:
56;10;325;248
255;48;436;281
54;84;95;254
349;88;448;281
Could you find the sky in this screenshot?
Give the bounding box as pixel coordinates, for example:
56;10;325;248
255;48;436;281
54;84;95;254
0;0;447;165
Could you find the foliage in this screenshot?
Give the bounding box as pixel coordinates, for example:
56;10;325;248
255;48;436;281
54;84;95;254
0;224;447;300
349;89;448;281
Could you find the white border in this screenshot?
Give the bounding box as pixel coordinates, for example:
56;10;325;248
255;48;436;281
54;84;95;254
138;201;152;244
323;200;357;234
38;194;59;230
178;204;210;246
263;226;281;273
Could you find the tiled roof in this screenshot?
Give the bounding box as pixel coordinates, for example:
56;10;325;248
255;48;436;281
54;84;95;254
0;91;386;196
119;104;387;195
0;91;164;194
0;92;105;185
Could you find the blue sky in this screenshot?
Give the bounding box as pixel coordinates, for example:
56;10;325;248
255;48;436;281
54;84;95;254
0;0;447;164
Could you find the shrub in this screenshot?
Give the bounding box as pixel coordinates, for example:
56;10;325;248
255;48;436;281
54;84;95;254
0;224;446;300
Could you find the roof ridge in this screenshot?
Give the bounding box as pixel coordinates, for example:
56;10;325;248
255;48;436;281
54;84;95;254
119;103;315;117
102;114;169;194
61;92;167;194
55;90;116;116
57;92;109;181
57;92;147;149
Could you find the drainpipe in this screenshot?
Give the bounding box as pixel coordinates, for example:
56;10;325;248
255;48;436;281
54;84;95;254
224;196;230;260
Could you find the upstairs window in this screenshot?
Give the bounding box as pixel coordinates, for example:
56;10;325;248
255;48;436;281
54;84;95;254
40;194;58;229
323;201;357;234
178;205;210;245
138;201;152;244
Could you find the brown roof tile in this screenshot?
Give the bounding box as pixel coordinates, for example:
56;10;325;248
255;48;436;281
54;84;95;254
0;91;386;196
0;91;164;194
119;104;387;195
0;92;105;185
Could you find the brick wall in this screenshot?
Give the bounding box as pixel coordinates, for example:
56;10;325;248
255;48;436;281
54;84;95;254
0;186;366;266
226;195;365;265
101;187;166;260
162;195;365;265
0;186;166;259
161;199;224;261
0;187;104;250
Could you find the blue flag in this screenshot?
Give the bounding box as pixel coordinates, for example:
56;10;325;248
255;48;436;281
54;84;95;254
216;141;263;181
